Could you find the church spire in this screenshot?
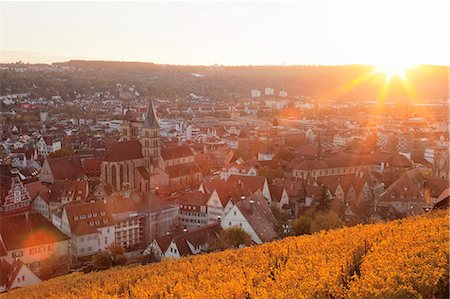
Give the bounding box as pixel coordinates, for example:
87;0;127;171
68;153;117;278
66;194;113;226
143;98;158;128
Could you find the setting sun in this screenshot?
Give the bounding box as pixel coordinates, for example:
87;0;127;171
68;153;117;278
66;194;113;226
372;63;414;81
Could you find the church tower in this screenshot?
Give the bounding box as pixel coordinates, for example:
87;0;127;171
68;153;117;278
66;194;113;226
141;99;161;169
121;108;138;141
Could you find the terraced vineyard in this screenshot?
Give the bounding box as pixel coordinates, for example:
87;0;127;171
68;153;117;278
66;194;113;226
4;210;448;299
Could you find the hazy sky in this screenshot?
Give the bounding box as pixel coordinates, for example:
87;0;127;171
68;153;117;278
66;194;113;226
1;1;449;65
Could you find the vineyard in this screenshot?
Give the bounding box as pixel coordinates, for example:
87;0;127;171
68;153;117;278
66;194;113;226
3;210;448;299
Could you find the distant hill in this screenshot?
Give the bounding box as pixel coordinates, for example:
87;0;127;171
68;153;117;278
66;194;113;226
1;61;448;101
4;210;448;299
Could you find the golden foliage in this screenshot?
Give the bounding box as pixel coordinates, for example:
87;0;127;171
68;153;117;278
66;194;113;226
3;211;448;299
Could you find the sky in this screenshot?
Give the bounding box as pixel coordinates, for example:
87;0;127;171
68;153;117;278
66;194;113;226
1;1;449;66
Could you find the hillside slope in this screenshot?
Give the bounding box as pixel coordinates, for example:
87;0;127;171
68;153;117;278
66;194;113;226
3;211;448;299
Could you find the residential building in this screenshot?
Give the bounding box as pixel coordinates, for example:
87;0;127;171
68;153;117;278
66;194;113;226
221;192;278;244
0;213;70;271
143;223;221;259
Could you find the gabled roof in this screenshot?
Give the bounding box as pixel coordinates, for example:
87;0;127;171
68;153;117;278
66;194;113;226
268;184;285;203
23;180;49;200
388;154;413;168
172;191;209;207
379;169;427;203
165;163;201;178
226;175;266;194
106;192;176;215
0;213;70;251
234;192;278;243
47;156;84;181
104;140;143;162
155;223;221;256
64;201;114;236
83;159;102;173
295;159;325;170
161;145;193;161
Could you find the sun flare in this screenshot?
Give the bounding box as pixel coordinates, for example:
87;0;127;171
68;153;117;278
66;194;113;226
372;63;414;81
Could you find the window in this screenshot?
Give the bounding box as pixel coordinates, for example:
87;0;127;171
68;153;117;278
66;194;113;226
104;237;108;244
47;244;52;252
29;248;37;255
228;221;232;226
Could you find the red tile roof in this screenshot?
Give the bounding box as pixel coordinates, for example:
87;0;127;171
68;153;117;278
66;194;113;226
23;181;49;200
234;192;278;243
0;213;69;251
165;163;201;178
47;156;84;181
155;223;221;256
64;201;114;236
161;145;193;161
83;159;102;176
104;141;143;162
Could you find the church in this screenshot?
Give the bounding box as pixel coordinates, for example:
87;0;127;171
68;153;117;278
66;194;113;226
100;99;202;194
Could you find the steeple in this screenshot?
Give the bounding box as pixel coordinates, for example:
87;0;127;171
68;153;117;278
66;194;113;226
143;99;159;128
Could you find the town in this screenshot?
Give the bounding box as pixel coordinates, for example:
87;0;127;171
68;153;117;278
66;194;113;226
0;62;448;292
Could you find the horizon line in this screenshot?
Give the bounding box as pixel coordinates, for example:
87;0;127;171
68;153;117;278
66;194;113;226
2;59;449;68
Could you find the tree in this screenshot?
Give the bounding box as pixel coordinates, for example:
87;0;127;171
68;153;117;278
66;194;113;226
215;226;252;249
310;211;344;233
291;215;312;236
92;250;112;270
39;255;70;280
142;246;161;264
108;243;127;266
315;186;332;212
48;146;75;158
291;209;343;236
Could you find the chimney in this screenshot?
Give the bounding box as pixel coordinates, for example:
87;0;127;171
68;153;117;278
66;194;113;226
249;199;255;214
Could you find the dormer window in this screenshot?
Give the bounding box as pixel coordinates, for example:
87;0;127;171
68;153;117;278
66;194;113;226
100;211;105;216
87;214;92;218
74;216;79;220
93;212;97;217
80;215;86;219
103;219;108;224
